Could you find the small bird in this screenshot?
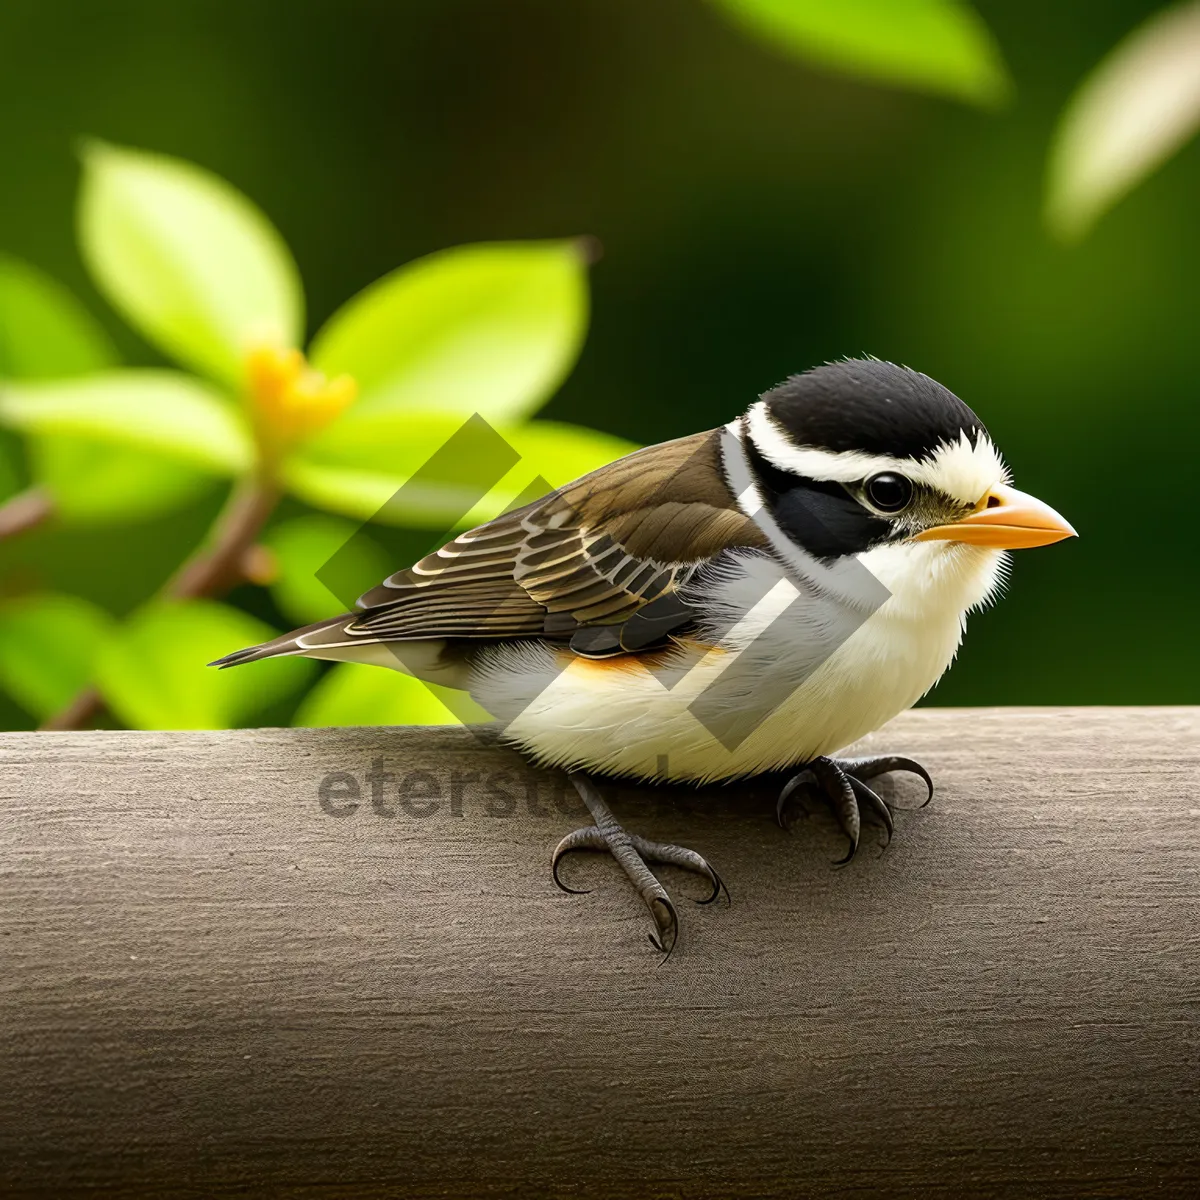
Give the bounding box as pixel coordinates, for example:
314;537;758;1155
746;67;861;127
214;359;1075;952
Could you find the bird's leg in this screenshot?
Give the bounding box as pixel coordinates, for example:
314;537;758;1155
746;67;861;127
776;754;934;864
553;772;726;955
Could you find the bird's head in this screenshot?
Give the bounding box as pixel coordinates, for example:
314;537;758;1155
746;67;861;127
735;359;1075;563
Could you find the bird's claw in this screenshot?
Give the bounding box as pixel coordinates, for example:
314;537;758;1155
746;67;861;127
630;832;728;906
839;754;934;807
777;753;933;863
775;771;816;828
555;774;727;955
848;774;894;846
554;824;728;907
551;826;605;894
647;895;679;956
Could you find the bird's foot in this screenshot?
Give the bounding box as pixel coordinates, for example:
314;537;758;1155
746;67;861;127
553;772;727;955
776;754;933;864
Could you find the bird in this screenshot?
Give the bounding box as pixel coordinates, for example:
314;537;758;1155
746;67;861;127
212;359;1076;953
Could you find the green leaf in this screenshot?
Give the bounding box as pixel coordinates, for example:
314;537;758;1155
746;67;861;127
28;436;216;523
501;420;637;487
310;240;589;425
707;0;1010;107
0;369;253;474
278;459;402;524
0;257;213;522
287;412;635;526
309;409;634;484
78;141;304;386
0;594;115;720
294;663;488;728
264;514;392;625
300;409;515;494
0;255;117;379
282;457;487;527
95;600;315;730
1046;3;1200;241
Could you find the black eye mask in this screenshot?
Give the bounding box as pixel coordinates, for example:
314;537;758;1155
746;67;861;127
744;437;892;558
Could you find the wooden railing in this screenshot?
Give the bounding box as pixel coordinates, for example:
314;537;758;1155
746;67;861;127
2;708;1198;1197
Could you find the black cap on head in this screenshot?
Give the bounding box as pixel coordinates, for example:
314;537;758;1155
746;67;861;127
763;359;987;461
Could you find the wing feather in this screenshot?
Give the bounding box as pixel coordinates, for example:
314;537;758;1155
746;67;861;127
346;429;768;652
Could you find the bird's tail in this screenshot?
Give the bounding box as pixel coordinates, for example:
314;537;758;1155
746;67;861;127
209;613;363;668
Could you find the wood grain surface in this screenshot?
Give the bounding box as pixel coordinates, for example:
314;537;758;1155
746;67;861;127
1;708;1198;1198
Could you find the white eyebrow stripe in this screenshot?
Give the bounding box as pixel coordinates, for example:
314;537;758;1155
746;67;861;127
746;401;914;481
744;400;1009;502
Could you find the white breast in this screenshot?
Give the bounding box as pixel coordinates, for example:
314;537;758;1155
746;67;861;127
469;542;1006;783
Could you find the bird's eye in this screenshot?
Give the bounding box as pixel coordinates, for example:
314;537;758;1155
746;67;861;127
865;472;913;514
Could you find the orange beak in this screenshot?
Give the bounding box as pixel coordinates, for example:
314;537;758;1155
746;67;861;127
914;482;1077;550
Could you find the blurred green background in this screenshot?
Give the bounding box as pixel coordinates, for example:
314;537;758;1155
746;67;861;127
0;0;1196;730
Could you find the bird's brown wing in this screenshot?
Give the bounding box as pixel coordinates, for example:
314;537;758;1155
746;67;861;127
348;429;768;654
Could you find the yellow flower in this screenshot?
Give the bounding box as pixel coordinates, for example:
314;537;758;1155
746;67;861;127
246;345;357;448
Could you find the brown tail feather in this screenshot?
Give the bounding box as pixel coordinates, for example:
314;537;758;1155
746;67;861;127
209;613;360;668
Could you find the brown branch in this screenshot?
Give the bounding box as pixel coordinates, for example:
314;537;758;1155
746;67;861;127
39;476;281;733
3;710;1199;1196
39;685;105;733
0;486;56;541
162;477;280;601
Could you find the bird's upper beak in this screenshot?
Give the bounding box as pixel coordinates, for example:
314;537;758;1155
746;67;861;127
915;482;1077;550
